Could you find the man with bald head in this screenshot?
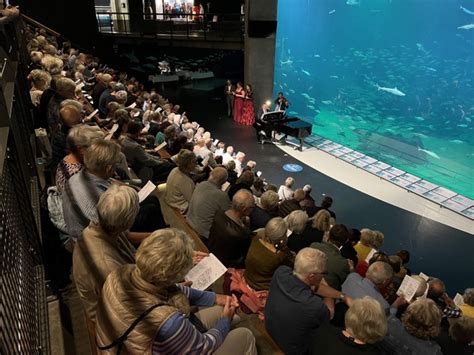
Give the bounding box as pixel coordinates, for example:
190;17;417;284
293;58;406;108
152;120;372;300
51;103;83;168
208;189;255;267
186;167;232;242
279;188;305;217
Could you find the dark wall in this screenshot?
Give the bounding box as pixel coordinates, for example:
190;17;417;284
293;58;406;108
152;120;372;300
12;0;101;52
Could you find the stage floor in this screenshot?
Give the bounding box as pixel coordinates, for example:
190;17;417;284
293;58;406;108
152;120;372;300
163;85;474;294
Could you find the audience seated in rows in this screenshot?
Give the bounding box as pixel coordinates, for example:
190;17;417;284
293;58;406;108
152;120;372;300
20;20;473;355
95;228;257;354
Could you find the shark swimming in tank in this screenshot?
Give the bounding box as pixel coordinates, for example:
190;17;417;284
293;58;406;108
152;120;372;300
375;84;406;97
460;5;474;15
458;24;474;30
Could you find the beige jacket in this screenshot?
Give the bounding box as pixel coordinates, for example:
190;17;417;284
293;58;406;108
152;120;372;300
95;265;190;354
165;167;195;213
73;223;135;323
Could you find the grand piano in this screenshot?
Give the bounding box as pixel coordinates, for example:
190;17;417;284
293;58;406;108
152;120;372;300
254;111;312;151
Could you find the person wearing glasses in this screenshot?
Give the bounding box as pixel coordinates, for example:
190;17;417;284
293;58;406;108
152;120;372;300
265;248;352;355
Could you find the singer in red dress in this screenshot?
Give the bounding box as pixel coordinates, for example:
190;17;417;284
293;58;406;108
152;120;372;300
233;82;245;124
242;84;255;126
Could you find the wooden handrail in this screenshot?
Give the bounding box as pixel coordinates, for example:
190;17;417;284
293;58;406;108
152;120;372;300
21;13;60;37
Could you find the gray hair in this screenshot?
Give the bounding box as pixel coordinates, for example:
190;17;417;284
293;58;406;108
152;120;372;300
285;176;295;187
372;230;384;249
231;189;254;212
264;217;288;243
67;125;105;155
209;167;228;186
366;261;393;285
260;190;279;211
55;77;76;98
360;228;376;246
345;297;388;344
287;210;308;234
97;184;139;235
84;140;122;173
60;99;83;112
411;275;428;300
135;228;194;287
293;248;327;278
115;90;128;105
402;299;442;339
463;288;474;306
176;149;196;173
311;209;331;232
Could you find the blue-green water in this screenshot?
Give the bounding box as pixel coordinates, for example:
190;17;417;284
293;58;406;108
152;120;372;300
274;0;474;199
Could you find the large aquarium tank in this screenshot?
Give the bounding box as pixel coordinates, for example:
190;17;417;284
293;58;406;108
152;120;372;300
273;0;474;199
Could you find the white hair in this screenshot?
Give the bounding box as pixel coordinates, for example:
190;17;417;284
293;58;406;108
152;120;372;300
366;261;393;285
287;210;308;234
285;177;295;188
97;184;139;235
293;248;327;278
264;217;288;243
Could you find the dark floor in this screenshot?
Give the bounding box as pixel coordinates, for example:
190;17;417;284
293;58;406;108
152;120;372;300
163;81;473;295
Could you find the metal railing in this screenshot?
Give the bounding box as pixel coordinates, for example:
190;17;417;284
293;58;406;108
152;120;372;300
0;15;50;355
95;11;245;42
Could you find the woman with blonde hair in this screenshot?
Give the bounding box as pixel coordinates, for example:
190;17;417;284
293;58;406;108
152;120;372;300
95;228;257;354
382;298;443;354
354;228;377;262
311;297;388;354
27;69;52;106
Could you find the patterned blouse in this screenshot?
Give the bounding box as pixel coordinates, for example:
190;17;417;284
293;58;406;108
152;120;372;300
55;158;83;194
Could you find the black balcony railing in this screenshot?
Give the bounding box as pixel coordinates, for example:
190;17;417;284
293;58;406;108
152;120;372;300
95;11;245;42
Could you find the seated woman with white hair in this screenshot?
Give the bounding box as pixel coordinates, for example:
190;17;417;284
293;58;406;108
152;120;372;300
73;184;138;324
278;176;295;201
311;297;388;354
95;228;257;355
244;217;295;291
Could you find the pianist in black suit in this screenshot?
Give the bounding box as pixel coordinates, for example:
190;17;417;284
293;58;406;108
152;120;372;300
274;92;289;111
254;102;272;143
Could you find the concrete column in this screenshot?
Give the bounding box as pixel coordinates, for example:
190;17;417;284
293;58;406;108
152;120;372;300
244;0;278;109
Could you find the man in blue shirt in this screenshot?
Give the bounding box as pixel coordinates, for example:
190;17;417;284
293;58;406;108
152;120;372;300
342;261;406;316
265;248;350;354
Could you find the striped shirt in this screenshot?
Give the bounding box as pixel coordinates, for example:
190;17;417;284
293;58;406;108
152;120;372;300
62;170;111;238
152;286;231;354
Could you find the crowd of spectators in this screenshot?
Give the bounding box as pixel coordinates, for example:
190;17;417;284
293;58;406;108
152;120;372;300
22;16;474;355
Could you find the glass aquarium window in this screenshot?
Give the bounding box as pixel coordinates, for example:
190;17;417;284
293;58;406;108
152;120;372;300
274;0;474;199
